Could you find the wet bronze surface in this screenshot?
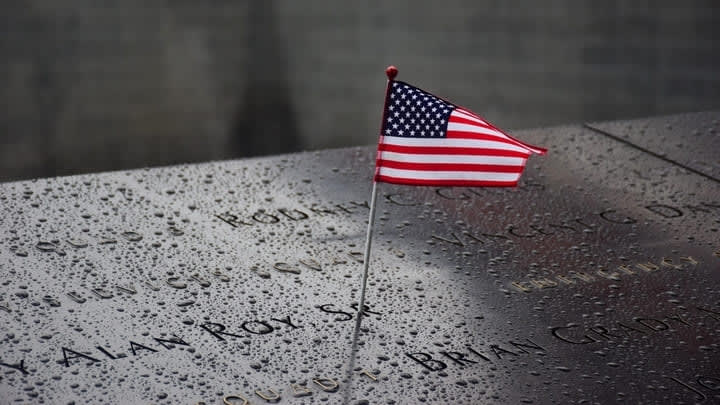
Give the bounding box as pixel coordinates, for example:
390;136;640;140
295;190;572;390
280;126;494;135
0;113;718;404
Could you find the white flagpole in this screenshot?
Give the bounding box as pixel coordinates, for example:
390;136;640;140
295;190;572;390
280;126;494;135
357;180;379;318
356;65;397;320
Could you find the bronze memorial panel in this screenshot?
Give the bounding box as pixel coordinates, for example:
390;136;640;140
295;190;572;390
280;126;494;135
0;113;719;403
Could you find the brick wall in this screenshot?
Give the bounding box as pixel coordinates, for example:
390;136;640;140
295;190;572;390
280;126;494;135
1;0;718;181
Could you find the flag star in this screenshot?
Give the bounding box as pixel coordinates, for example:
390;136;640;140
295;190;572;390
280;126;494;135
387;117;393;122
405;124;410;130
398;129;404;135
388;105;394;111
393;123;399;129
394;112;400;117
435;125;440;130
410;106;416;112
385;129;392;135
412;94;417;99
440;119;445;124
432;107;437;112
401;93;406;99
410;130;415;136
399;118;405;123
400;106;405;111
430;119;435;124
436;113;442;118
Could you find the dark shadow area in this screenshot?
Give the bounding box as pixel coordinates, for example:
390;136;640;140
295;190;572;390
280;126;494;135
230;0;301;157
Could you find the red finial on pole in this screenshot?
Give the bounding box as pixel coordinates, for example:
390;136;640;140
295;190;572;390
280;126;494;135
385;65;398;80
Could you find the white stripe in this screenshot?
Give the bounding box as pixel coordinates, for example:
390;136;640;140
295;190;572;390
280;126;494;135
453;110;545;154
377;167;521;182
381;136;531;154
446;122;510;140
379;151;526;166
453;109;489;125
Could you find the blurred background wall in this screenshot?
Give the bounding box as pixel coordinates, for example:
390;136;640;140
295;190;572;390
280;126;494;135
1;0;719;182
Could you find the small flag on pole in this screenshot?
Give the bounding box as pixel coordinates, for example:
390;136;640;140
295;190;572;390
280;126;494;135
375;68;546;187
356;66;546;320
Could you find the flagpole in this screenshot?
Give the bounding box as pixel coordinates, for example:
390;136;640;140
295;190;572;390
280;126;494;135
356;180;378;318
356;65;397;319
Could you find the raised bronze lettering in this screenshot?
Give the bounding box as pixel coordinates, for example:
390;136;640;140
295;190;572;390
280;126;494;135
319;304;353;321
129;341;158;356
599;209;636;224
431;233;465;246
291;384;312;397
273;262;301;274
61;347;100;367
216;213;252;227
241;320;274;335
278;208;309;220
154;335;191;349
299;258;322;271
0;359;29;375
255;388;281;402
645;204;683;218
508;339;546;354
252;211;280;224
635;318;669;331
270;315;300;329
360;370;378;381
200;322;243;341
440;351;478;366
551;325;598;344
313;377;339;392
166;277;187;289
511;281;533;292
406;352;447;371
223;394;250;405
489;344;518;359
66;291;86;304
90;288;113;299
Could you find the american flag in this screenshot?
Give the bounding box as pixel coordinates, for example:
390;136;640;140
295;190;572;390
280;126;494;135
375;80;546;187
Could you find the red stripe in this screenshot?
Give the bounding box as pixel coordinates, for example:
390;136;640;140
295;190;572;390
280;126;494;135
378;143;530;158
446;130;513;142
453;108;547;155
376;175;519;187
377;159;524;173
448;114;492;128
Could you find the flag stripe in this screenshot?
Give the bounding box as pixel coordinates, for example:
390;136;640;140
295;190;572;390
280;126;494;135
446;123;509;141
377;167;521;182
380;136;532;154
378;143;531;158
450;112;491;127
445;130;516;143
377;159;524;173
449;115;492;128
378;151;526;166
376;175;520;187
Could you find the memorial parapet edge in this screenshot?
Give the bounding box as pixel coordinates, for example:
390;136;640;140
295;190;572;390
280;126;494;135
0;113;719;404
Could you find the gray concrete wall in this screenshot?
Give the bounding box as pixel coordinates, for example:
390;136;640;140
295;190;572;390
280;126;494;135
1;0;719;181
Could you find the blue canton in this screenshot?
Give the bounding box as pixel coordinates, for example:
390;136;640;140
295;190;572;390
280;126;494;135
383;81;455;138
